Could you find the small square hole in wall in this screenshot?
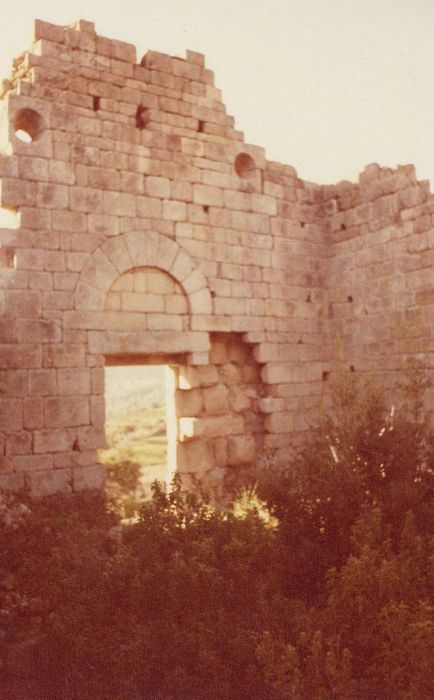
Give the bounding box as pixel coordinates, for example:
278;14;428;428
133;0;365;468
136;105;149;130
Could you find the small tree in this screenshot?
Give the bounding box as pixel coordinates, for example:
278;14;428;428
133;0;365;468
258;368;433;599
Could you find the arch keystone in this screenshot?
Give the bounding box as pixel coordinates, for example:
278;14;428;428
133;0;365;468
125;230;159;267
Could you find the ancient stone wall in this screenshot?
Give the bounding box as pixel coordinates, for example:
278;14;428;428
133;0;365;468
323;165;434;391
0;19;432;496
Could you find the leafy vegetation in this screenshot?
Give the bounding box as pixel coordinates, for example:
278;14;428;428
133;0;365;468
0;369;433;698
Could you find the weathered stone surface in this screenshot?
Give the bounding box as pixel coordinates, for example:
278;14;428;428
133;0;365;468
178;365;219;389
176;440;214;475
26;468;71;497
88;330;210;355
227;435;256;464
179;414;244;440
73;464;106;491
175;388;204;417
202;384;229;415
0;18;431;497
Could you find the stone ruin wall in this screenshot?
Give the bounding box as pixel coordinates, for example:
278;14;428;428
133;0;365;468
0;19;432;497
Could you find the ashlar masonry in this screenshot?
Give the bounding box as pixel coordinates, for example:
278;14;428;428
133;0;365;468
0;19;432;496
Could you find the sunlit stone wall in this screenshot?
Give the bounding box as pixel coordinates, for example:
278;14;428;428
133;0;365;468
0;19;432;496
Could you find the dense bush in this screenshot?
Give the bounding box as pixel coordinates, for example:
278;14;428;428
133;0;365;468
0;370;433;698
258;369;434;599
1;480;288;699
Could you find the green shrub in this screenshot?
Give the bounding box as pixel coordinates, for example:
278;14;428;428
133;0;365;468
1;369;432;699
258;369;434;599
0;480;289;699
255;508;434;699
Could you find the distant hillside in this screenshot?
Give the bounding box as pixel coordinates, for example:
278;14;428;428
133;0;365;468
100;365;168;494
104;365;166;417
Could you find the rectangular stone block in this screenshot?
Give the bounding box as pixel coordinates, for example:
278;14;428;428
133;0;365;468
16;319;61;343
44;396;89;427
189;288;213;315
136;195;162;218
0;178;36;208
5;431;32;456
180;414;244;439
251;194;277;215
26;468;71;497
258;397;286;414
261;362;325;385
12;454;53;473
175;388;203;417
52;209;87;232
88;330;210;355
57;368;91;395
70;186;104;213
202;384;229;415
178;365;219;389
33;429;74;453
264;412;295;434
29;272;54;290
90;396;105;428
0;319;16;343
190;315;232;332
29;369;57;396
36;183;69;209
43;343;85;368
122;292;163;313
227;435;256;464
145;176;170;198
34;19;65;43
176;440;214;475
171;181;193;202
214;298;247;315
227;386;251;413
193;184;224;207
0;399;22;430
23;397;43;429
147;314;183;331
76;426;106;450
48;160;75;185
6;290;41;317
18;156;48;181
120;171;143;195
73;463;106;491
0;472;25;492
20;206;52;230
163;200;187;221
165;296;188;314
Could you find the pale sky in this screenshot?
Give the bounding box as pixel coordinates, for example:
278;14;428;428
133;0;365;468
1;0;433;187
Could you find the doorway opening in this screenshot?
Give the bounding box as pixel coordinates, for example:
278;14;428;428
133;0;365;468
99;362;177;514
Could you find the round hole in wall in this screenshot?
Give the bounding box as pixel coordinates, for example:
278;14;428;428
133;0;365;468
13;108;44;142
234;152;256;178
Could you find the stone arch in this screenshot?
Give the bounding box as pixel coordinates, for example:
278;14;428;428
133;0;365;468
73;231;212;319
